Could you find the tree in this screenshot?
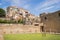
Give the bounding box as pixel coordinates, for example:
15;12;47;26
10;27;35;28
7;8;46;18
0;8;6;17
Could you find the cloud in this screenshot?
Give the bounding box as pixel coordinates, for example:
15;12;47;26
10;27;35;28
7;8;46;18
41;6;54;11
40;6;54;11
35;0;60;11
1;0;60;16
10;0;30;6
1;0;31;7
0;0;31;12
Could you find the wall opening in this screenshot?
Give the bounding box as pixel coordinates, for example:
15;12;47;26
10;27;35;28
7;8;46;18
40;26;44;32
58;13;60;17
34;24;39;26
44;17;47;20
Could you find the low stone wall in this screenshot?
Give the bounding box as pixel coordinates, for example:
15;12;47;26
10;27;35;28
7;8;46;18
0;24;40;34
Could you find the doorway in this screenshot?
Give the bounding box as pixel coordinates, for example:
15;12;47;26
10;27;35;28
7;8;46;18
40;26;44;32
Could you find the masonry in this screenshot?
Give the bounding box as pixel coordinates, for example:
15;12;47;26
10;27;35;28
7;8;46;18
0;24;40;34
40;10;60;33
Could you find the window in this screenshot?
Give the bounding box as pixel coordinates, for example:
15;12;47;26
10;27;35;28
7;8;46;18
44;17;47;20
40;26;44;32
33;19;34;20
19;13;22;15
34;24;39;26
59;13;60;17
25;12;28;13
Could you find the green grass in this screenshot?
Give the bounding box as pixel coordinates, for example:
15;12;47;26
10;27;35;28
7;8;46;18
3;33;60;40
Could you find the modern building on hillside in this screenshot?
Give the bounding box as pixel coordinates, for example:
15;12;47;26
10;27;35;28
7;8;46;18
6;6;29;20
6;6;36;24
40;10;60;33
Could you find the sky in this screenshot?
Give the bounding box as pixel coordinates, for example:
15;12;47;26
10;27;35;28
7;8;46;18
0;0;60;16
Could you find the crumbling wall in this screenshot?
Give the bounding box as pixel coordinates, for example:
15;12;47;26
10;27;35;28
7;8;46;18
0;24;40;34
40;11;60;33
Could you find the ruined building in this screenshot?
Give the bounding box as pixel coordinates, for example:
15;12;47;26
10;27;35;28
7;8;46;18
40;10;60;33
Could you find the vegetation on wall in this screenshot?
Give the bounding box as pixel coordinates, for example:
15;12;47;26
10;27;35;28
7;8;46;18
0;19;23;24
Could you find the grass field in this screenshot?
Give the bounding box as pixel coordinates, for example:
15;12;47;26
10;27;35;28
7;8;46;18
3;33;60;40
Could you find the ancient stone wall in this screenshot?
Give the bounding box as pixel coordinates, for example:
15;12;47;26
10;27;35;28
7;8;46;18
40;10;60;33
0;24;40;34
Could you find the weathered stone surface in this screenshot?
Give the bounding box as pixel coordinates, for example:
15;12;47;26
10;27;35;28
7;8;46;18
0;24;40;34
40;10;60;33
